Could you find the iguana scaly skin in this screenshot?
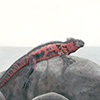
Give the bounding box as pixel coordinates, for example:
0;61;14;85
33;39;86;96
0;38;84;89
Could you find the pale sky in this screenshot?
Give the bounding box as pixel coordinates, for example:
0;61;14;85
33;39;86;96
0;0;100;47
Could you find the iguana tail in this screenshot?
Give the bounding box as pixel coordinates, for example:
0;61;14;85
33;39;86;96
0;56;29;89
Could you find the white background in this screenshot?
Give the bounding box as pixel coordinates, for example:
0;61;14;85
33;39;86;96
0;0;100;47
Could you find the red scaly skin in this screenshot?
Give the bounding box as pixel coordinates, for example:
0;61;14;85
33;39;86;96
0;39;84;89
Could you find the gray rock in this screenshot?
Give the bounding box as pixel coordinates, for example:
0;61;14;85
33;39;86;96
0;91;6;100
1;56;100;100
28;56;100;100
32;92;69;100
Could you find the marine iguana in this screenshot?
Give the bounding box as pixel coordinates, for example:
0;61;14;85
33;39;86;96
0;38;84;89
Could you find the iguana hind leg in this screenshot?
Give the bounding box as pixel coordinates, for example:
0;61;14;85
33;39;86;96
22;55;36;90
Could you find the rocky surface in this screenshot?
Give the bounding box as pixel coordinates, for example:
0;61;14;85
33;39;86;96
0;55;100;100
0;91;5;100
32;92;69;100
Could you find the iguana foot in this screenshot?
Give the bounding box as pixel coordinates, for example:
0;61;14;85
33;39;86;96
22;68;34;90
66;57;76;64
22;76;31;91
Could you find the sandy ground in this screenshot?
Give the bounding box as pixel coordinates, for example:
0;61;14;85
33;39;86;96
0;47;100;72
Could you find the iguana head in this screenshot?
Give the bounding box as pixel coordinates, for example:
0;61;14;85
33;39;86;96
62;38;84;54
67;37;84;48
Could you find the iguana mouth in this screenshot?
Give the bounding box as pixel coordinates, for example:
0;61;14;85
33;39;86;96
75;40;84;47
79;41;84;47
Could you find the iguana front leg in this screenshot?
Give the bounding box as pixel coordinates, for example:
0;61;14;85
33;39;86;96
58;50;75;65
60;54;76;66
